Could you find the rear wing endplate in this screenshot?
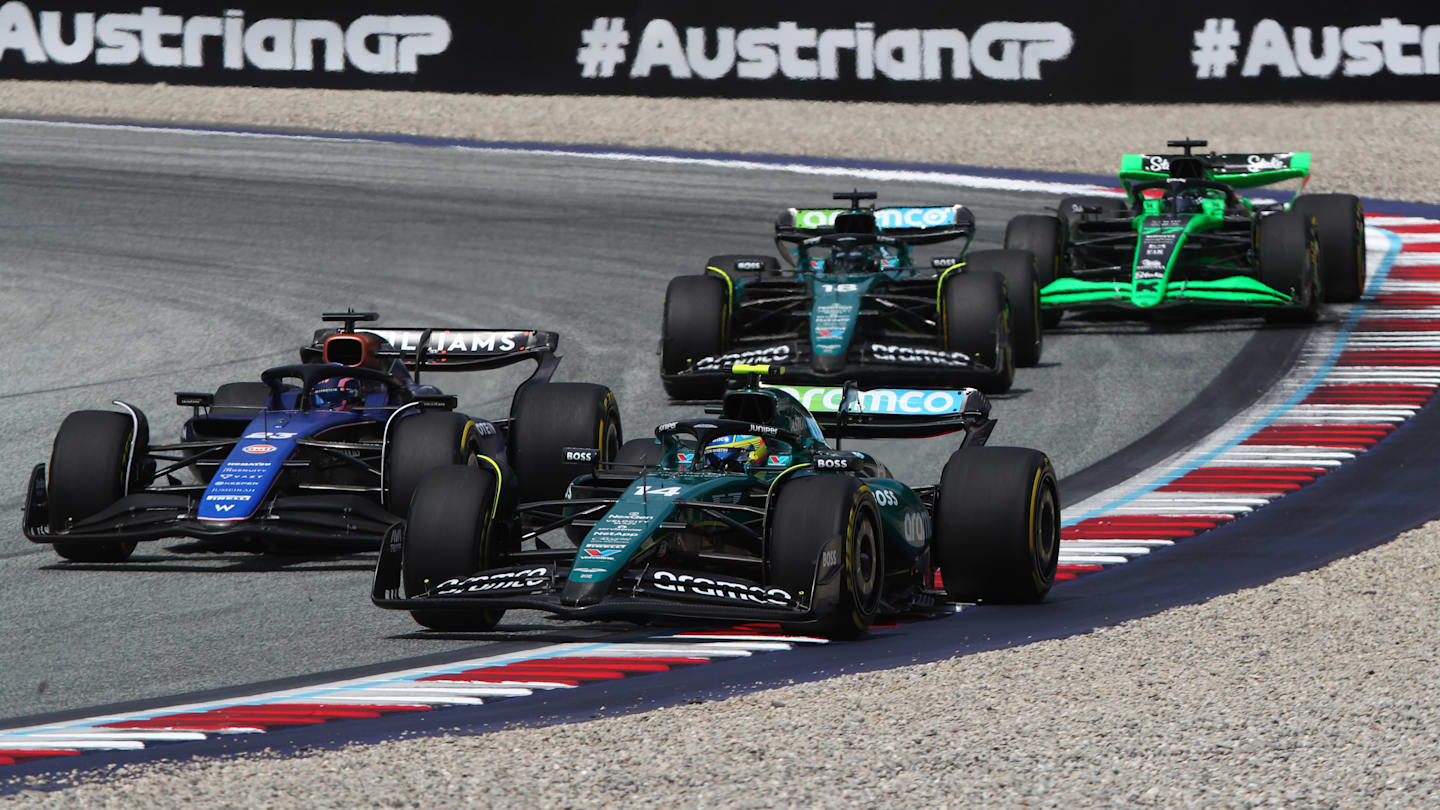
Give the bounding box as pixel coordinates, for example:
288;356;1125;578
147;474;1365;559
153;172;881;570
303;328;559;372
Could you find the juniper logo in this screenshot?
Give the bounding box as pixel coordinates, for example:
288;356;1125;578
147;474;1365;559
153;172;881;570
0;3;451;73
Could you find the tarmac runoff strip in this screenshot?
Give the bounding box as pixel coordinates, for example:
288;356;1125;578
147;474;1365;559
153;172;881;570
0;215;1434;772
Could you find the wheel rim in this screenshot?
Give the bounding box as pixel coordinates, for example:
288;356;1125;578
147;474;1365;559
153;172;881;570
852;510;881;612
1033;486;1058;577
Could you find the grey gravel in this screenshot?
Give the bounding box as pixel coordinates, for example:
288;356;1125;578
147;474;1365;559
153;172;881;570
0;82;1437;202
6;521;1437;808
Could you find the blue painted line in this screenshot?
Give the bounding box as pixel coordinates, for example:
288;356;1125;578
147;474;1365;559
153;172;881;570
1064;227;1408;526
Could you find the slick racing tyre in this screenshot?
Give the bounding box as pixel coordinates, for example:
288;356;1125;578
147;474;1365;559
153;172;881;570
1056;195;1129;236
771;474;884;639
661;274;729;400
509;381;622;508
967;249;1042;367
1004;214;1065;329
939;269;1014;394
48;409;147;562
385;411;483;517
1292;194;1366;303
1258;211;1322;324
933;446;1060;604
403;465;506;632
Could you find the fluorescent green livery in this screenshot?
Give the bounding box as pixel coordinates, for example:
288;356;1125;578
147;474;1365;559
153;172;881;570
1004;139;1367;323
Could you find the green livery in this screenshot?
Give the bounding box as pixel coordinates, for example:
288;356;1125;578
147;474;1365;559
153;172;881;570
373;367;1061;639
1004;139;1369;323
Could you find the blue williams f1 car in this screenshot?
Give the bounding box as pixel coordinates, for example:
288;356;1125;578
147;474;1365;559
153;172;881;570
373;365;1059;638
660;191;1044;400
24;311;622;562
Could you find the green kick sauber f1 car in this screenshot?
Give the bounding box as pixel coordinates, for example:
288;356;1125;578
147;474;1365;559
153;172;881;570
372;365;1059;639
1003;139;1367;324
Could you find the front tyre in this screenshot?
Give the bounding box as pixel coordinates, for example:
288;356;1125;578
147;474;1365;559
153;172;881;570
932;446;1060;604
48;410;145;562
403;465;506;632
771;475;884;639
1258;211;1321;324
940;269;1013;394
1292;194;1365;303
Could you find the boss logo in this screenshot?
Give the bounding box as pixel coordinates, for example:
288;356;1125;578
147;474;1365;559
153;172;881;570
735;260;765;271
563;447;600;463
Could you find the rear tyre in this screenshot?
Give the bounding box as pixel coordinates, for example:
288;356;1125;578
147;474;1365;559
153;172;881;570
403;465;505;631
1258;212;1321;324
1005;215;1065;329
385;412;479;517
933;446;1060;603
967;249;1042;367
1292;194;1365;303
48;410;144;562
771;475;883;639
509;382;622;506
661;274;729;400
939;269;1014;394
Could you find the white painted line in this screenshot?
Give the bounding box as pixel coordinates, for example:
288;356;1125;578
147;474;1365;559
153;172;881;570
0;739;146;751
1058;554;1130;565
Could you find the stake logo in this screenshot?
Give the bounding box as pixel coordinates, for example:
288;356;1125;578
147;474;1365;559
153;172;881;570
0;3;451;74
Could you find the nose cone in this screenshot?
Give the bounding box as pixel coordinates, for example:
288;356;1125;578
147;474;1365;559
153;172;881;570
560;577;610;607
810;349;847;375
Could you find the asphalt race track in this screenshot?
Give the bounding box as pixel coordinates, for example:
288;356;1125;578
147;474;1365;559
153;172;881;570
0;119;1282;721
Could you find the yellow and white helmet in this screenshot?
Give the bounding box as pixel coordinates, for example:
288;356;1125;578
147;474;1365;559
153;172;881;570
702;434;767;470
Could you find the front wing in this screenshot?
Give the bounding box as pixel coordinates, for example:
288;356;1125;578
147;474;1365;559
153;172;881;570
371;532;823;625
23;464;398;549
1042;276;1300;312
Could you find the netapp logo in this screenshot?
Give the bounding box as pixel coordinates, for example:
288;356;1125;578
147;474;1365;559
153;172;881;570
579;17;1073;81
0;3;451;73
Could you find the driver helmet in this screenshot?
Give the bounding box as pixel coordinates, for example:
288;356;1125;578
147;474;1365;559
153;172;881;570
1174;188;1208;214
313;375;364;411
702;434;767;471
829;248;879;275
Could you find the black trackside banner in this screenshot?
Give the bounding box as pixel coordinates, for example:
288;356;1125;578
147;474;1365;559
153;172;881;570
0;1;1434;101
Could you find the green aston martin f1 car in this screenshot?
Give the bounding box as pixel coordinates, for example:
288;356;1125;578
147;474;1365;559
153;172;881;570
1004;139;1366;324
372;365;1060;639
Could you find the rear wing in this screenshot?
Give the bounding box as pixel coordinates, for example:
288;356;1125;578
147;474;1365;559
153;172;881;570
774;205;976;245
763;382;995;441
1118;152;1311;189
302;328;559;372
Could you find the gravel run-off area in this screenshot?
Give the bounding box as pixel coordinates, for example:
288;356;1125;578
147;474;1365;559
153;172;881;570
0;83;1436;806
